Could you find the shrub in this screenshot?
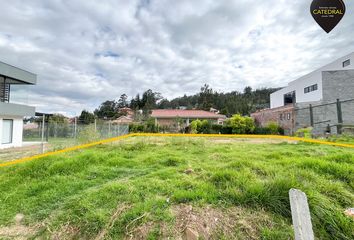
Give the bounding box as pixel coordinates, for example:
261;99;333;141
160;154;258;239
211;124;223;134
190;119;202;134
266;122;284;135
225;114;255;134
129;123;145;133
77;125;100;144
296;127;313;138
190;120;212;134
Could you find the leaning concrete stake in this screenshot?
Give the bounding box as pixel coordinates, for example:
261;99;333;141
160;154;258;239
289;188;314;240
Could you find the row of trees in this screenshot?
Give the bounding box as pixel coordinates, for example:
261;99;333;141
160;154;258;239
36;84;278;126
128;115;283;135
90;84;279;121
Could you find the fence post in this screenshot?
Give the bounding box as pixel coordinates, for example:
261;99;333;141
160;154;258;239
94;119;97;132
41;114;45;154
74;117;77;138
108;121;111;137
289;188;314;240
336;99;343;134
309;104;314;127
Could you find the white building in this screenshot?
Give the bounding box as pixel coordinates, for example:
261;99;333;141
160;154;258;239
0;62;36;149
271;52;354;108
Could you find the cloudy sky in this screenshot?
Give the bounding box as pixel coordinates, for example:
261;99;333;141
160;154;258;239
1;0;353;115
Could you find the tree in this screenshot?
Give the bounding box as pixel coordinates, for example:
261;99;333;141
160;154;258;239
118;94;128;108
225;114;255;134
78;110;95;124
130;94;141;110
198;84;214;110
94;100;118;119
244;86;252;95
141;89;162;114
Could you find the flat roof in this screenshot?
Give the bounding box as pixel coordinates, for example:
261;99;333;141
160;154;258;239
0;61;37;85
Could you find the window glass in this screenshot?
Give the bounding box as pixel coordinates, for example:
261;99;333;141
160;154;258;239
2;119;13;144
304;84;318;94
284;91;296;105
343;59;350;68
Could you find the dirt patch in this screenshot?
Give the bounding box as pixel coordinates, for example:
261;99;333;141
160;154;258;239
126;204;275;240
51;223;81;240
207;137;297;144
95;204;131;240
0;214;41;240
171;204;273;239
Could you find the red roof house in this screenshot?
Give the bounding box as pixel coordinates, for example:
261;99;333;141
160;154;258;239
151;109;226;127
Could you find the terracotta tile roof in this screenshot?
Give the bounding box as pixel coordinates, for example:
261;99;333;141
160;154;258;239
151;109;226;119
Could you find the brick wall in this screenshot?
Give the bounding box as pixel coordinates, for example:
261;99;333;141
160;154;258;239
251;105;295;135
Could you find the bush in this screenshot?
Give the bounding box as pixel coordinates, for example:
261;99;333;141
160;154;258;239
190;120;212;134
77;125;100;144
296;127;313;138
129;123;145;133
253;122;284;135
266;122;283;135
225;114;255;134
129;118;167;133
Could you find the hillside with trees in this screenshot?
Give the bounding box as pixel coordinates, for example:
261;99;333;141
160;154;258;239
93;85;279;119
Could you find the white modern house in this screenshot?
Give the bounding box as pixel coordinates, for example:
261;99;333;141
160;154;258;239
252;52;354;135
0;62;36;149
270;52;354;108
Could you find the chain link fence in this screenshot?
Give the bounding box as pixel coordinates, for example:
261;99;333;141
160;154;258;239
0;119;129;162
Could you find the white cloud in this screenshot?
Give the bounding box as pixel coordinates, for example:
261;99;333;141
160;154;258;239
0;0;353;115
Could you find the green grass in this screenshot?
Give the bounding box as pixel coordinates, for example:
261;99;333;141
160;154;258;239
0;137;353;239
326;134;354;145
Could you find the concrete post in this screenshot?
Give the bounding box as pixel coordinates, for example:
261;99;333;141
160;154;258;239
289;189;314;240
309;104;314;127
336;99;343;134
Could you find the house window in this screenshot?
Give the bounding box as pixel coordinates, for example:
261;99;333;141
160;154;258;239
343;59;350;68
304;84;318;94
279;114;283;121
2;119;13;144
284;91;296;105
287;113;291;120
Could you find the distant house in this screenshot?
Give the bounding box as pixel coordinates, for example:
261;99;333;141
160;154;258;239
0;61;36;149
112;115;134;125
151;109;226;128
118;107;134;117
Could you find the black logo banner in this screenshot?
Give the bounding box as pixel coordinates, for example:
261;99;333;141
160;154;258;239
310;0;346;33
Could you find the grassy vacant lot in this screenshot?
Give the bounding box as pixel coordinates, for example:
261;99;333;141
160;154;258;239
0;136;353;239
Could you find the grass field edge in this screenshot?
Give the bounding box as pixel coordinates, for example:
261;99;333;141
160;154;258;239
0;133;353;168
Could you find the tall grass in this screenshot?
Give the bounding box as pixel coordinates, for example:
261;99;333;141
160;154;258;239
0;137;353;239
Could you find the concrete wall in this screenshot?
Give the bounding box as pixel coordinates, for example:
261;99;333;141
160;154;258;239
0;102;35;117
271;52;354;108
294;98;354;136
322;70;354;101
0;116;24;149
0;61;37;84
